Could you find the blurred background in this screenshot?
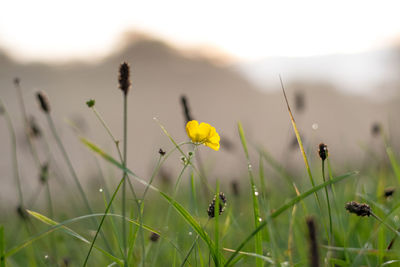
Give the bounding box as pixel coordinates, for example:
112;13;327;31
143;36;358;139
1;0;400;202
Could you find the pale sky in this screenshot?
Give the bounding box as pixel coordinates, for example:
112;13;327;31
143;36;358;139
1;0;400;63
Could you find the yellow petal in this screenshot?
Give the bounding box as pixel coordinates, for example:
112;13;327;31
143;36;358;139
186;120;200;142
205;141;220;151
197;123;212;142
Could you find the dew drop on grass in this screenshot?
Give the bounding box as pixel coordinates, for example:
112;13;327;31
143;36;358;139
395;215;399;222
254;191;259;196
258;217;262;222
188;232;192;236
99;188;103;193
312;123;319;130
44;255;48;259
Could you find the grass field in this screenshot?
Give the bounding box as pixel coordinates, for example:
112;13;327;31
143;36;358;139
1;64;400;267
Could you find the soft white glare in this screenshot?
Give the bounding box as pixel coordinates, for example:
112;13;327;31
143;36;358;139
0;0;400;62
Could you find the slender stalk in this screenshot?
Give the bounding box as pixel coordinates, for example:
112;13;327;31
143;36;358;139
15;80;41;167
44;181;57;260
214;181;220;267
122;90;128;266
322;160;333;243
0;99;24;206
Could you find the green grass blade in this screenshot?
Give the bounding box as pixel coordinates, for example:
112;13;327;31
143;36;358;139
386;146;400;184
215;180;221;266
224;170;358;266
159;191;218;265
0;226;5;267
238;122;263;267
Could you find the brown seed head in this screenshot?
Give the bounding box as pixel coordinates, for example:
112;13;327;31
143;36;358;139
118;62;131;95
345;201;371;217
306;217;320;267
318;143;328;161
36;91;50;113
28;116;41;138
14;77;20;87
158;148;166;156
16;205;29;220
371;122;381;137
384;187;395;198
180;95;193;123
150;232;160;242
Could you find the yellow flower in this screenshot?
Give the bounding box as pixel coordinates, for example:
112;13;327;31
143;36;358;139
186;120;220;151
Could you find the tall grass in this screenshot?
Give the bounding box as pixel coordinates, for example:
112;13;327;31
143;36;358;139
1;67;400;267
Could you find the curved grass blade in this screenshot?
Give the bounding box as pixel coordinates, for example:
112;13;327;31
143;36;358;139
224;170;358;266
223;248;274;264
5;212;161;265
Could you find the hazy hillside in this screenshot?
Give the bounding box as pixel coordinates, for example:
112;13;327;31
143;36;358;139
0;35;399;202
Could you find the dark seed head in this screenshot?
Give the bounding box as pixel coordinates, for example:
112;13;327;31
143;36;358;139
62;257;70;267
28;116;41;138
39;163;49;184
384;187;395;198
207;192;227;218
371;123;381;137
36;91;50;113
158;148;166;156
345;201;371;217
150;232;160;242
180;95;193;123
294;91;305;113
306;217;319;267
16;205;29;220
13;77;20;87
318;143;328;161
118;62;131;95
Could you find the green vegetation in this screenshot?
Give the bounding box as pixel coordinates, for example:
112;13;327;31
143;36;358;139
1;65;400;266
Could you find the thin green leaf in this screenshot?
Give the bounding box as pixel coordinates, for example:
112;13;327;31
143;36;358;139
6;212;159;264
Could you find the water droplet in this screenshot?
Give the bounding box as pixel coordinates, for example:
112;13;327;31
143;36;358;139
44;255;48;259
99;188;103;193
188;231;192;236
395;216;399;222
254;191;259;196
258;217;262;222
248;164;252;169
312;123;319;130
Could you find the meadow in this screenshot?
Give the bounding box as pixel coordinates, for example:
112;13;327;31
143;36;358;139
0;63;399;267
